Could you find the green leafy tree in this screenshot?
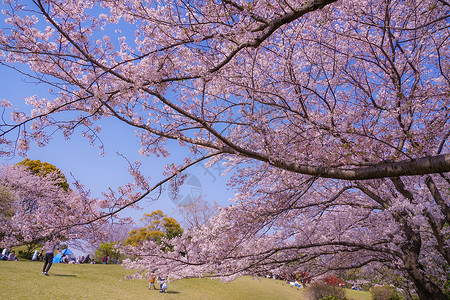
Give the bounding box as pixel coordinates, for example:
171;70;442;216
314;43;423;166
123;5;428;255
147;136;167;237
16;159;70;191
125;210;183;247
94;241;121;263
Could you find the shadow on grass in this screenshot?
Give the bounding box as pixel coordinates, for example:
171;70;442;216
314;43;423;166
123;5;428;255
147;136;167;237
158;291;180;294
53;274;77;277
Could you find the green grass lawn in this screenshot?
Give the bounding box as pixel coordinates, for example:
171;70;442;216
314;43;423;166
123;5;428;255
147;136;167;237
1;261;372;299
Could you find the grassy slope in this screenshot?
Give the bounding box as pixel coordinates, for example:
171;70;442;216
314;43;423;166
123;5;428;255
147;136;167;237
1;261;371;300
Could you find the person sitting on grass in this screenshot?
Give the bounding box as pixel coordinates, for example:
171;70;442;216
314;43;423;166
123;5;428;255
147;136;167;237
102;254;109;264
1;248;9;260
7;251;18;261
83;254;90;264
32;250;39;261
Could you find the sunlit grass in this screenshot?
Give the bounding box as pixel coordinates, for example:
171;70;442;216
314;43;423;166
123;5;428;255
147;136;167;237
346;289;373;300
1;261;372;299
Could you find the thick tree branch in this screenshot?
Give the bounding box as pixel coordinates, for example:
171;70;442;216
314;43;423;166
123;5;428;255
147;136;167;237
268;154;450;180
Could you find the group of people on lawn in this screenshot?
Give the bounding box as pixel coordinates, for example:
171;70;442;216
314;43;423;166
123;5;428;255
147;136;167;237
4;240;169;293
1;248;18;261
3;240;63;276
148;269;168;293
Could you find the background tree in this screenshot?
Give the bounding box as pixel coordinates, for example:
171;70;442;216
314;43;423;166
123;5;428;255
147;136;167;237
13;159;71;256
0;164;107;251
0;0;449;298
125;210;183;247
17;159;70;191
0;187;15;242
174;196;219;230
101;222;135;244
94;241;121;264
1;159;76;257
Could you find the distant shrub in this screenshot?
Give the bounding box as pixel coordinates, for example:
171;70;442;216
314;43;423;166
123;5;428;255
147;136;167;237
307;282;347;300
18;250;32;260
371;285;401;300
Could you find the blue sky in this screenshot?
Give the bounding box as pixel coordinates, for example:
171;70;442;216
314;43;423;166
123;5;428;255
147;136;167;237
0;1;234;238
1;65;234;227
0;2;236;258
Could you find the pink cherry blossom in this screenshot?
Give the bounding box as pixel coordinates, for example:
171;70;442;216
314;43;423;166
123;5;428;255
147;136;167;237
0;164;113;248
0;0;449;298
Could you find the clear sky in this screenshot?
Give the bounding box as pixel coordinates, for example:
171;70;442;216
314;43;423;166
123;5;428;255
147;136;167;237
0;65;234;227
0;6;234;258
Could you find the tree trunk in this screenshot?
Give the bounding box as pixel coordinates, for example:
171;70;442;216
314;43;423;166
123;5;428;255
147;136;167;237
400;225;447;300
390;178;448;299
403;253;447;300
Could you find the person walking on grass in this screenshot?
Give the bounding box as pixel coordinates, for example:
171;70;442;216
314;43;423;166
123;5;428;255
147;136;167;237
42;239;64;276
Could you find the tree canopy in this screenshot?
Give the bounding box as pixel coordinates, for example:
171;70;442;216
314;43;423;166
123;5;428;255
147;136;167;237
0;163;106;248
0;0;449;298
125;210;183;247
94;241;121;263
16;159;70;191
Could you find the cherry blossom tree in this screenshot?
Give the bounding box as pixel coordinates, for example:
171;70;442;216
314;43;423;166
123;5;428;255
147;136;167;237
17;158;70;191
0;163;108;249
123;174;449;299
0;0;449;298
0;185;15;241
174;196;219;230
